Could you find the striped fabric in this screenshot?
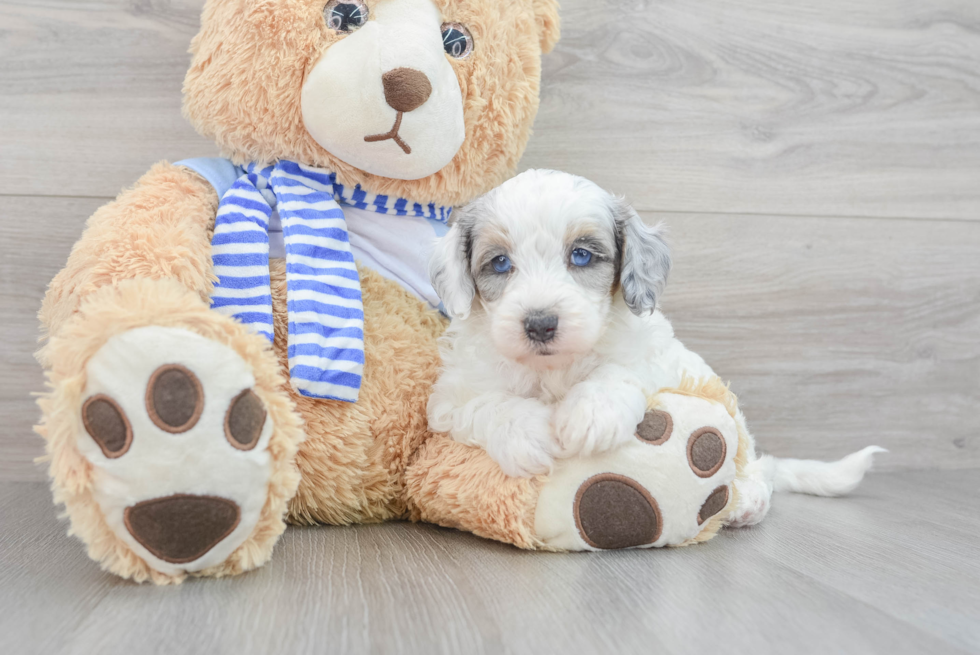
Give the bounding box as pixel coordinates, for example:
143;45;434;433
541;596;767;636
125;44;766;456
209;160;451;402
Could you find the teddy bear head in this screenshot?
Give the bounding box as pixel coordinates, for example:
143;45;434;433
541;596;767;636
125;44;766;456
182;0;560;206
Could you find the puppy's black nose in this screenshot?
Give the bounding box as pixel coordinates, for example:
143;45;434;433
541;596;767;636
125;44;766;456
524;313;558;343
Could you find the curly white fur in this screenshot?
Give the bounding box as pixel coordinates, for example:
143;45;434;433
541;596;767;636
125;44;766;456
428;170;882;524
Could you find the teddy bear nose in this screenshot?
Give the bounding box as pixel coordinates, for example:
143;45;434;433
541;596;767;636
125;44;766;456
381;67;432;113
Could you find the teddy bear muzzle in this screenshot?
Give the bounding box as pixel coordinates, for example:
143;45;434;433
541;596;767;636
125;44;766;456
301;0;466;180
381;67;432;113
363;67;434;154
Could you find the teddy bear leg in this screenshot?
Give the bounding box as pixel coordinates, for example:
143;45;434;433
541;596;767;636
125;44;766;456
37;278;305;584
534;378;745;551
404;433;545;549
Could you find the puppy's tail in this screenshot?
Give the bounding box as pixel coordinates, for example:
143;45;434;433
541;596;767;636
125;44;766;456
760;446;886;497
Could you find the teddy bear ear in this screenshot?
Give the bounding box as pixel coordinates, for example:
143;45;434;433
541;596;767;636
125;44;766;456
532;0;561;54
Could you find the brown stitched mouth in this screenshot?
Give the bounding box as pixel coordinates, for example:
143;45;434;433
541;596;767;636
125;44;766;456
364;112;411;154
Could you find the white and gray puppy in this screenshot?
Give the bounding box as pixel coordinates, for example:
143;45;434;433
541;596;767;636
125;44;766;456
428;168;699;473
427;169;877;525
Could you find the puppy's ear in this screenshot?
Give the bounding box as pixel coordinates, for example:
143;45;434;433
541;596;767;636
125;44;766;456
614;199;672;316
429;218;476;319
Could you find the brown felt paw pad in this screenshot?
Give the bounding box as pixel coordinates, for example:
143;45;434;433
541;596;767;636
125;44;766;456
82;394;133;458
636;409;672;445
145;364;204;433
124;494;241;564
687;427;726;478
224;389;266;451
574;473;662;549
698;485;730;525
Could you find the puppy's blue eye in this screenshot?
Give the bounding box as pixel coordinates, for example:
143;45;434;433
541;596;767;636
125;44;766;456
491;255;512;273
571;248;593;267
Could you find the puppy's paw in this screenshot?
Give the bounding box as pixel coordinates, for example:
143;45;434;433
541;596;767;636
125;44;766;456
486;411;556;478
553;383;647;459
489;437;555;478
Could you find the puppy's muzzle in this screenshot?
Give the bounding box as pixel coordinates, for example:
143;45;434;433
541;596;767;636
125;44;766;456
524;312;558;343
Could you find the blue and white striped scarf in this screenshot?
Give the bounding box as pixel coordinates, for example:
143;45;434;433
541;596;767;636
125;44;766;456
210;160;451;402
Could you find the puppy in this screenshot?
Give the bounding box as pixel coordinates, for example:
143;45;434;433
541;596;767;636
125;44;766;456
429;168;698;471
427;169;879;524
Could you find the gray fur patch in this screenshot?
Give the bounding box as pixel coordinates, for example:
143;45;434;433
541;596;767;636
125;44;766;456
613;199;671;315
567;235;617;294
473;249;511;302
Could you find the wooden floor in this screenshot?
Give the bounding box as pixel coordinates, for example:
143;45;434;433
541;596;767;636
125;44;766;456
1;0;978;653
2;472;978;654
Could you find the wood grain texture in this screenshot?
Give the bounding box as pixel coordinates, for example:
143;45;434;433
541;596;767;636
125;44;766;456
0;0;215;199
522;0;980;219
1;472;977;655
2;0;978;219
658;211;980;469
0;196;108;482
3;197;978;481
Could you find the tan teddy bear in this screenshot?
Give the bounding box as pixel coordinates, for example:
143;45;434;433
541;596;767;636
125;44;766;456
35;0;878;584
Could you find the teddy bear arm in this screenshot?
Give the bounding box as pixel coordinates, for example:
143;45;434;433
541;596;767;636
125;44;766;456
39;162;219;346
33;162;312;584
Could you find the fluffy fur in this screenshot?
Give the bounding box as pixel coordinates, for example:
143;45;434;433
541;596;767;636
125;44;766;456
429;170;678;477
36;277;305;584
36;0;879;581
404;433;544;549
38;163;219;338
37;0;563;582
276;260;449;526
183;0;560;206
429;170;883;525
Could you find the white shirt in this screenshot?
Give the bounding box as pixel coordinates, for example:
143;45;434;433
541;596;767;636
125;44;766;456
269;205;447;310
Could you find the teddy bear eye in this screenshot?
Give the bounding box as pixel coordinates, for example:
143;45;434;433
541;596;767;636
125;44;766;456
441;23;474;59
324;0;369;33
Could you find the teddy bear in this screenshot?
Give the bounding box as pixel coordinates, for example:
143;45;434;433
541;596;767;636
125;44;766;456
35;0;879;584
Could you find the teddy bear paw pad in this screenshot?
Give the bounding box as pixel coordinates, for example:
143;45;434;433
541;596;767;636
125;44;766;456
573;473;662;549
124;495;241;564
78;326;274;575
534;392;740;551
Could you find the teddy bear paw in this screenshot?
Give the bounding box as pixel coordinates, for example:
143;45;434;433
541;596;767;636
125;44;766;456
533;392;739;550
77;326;275;576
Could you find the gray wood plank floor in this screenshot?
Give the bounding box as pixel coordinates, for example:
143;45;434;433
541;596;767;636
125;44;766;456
2;0;978;218
524;0;980;220
2;471;978;655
